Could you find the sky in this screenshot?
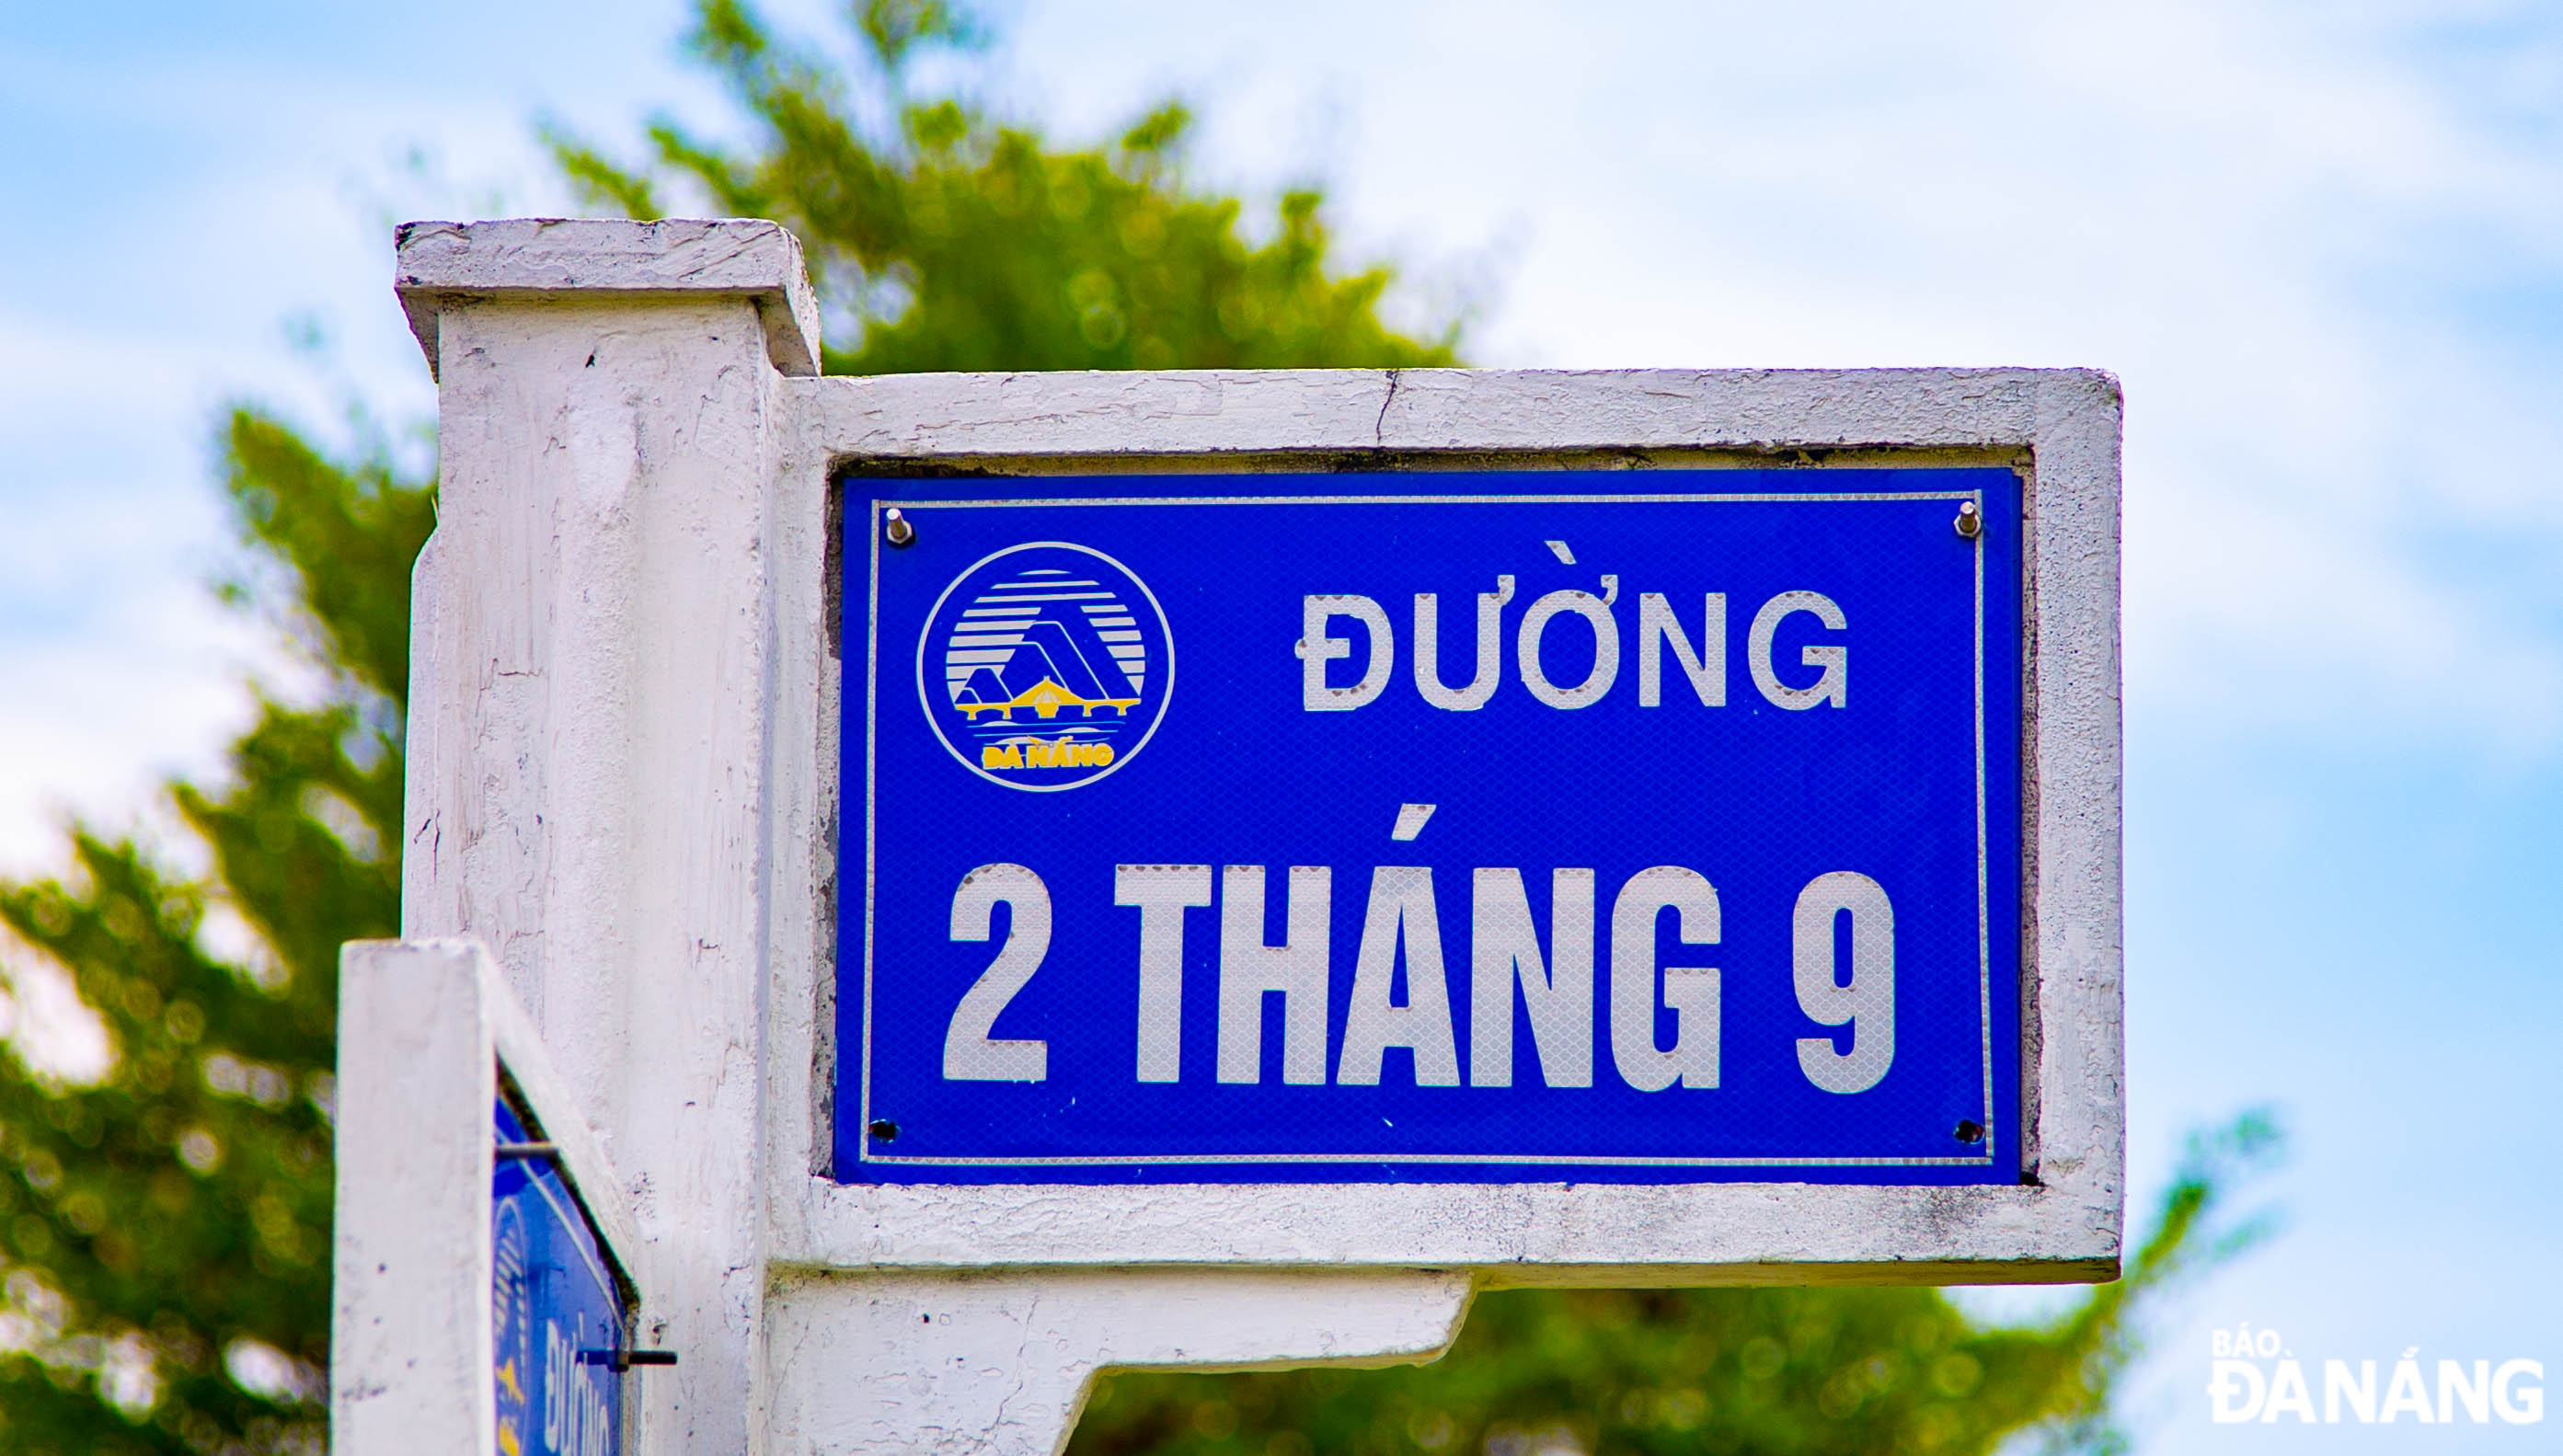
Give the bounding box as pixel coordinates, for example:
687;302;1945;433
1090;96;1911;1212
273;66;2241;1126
5;0;2562;1450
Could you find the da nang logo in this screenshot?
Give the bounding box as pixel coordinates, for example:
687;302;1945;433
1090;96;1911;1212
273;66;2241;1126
916;542;1174;791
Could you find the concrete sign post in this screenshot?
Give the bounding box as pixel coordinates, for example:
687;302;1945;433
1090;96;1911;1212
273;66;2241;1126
344;217;2123;1456
333;938;649;1455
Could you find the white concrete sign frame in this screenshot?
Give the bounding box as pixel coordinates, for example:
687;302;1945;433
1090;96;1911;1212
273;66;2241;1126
374;217;2122;1456
332;938;643;1455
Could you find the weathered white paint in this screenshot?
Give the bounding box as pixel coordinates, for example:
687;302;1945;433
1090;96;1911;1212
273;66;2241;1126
765;1269;1472;1456
332;936;643;1456
397;217;823;380
778;366;2125;1284
481;939;645;1272
382;217;2124;1456
333;939;492;1455
398;218;809;1453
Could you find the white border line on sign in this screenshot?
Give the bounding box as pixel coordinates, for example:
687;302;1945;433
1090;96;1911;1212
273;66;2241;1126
1976;487;1997;1158
503;1129;626;1345
858;487;2002;1171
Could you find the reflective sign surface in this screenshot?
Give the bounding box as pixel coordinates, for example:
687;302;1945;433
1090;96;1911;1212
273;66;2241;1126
842;469;2023;1184
493;1095;626;1456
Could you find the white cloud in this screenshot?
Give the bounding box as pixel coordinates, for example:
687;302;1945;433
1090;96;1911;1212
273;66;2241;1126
0;34;598;873
0;926;110;1086
1003;0;2563;753
4;0;2554;845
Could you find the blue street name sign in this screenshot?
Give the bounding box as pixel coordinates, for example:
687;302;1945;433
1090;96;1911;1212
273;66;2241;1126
493;1096;627;1456
841;468;2022;1186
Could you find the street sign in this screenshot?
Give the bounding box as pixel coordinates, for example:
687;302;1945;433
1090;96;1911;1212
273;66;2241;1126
493;1095;627;1456
386;221;2126;1456
845;467;2022;1184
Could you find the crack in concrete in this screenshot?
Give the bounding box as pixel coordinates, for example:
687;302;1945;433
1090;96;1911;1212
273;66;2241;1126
988;1289;1045;1453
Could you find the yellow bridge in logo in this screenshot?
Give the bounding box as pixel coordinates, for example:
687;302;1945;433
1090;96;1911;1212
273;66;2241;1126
955;676;1141;721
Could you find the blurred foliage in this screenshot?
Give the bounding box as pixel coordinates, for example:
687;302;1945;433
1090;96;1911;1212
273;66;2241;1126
545;0;1459;374
0;411;428;1452
0;2;1447;1447
0;2;2276;1451
1073;1114;2284;1456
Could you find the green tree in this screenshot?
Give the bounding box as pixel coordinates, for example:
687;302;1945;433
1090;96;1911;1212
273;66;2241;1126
545;0;1458;375
1072;1116;2282;1456
0;3;2266;1451
0;3;1451;1448
0;411;431;1452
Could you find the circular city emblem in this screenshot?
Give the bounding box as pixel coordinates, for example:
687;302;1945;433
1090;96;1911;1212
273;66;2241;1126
916;542;1174;791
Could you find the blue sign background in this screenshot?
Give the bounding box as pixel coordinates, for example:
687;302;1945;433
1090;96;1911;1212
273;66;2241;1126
493;1095;627;1456
842;469;2021;1185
